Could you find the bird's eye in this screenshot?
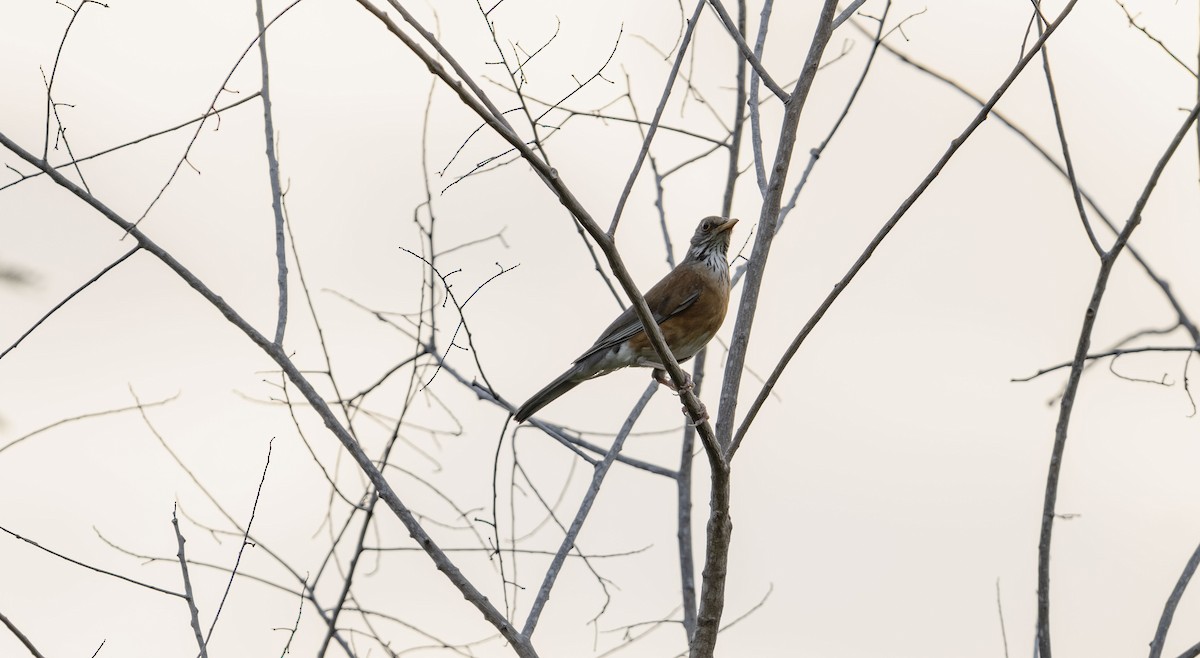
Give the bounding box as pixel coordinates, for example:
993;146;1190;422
701;220;712;232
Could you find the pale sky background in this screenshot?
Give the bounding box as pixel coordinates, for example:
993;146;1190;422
2;1;1200;657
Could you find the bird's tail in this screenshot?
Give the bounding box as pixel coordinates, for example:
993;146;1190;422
514;367;584;422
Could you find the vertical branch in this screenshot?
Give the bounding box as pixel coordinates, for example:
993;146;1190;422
688;457;731;658
172;506;209;658
692;5;839;656
1036;101;1200;658
720;0;748;219
747;0;774;196
714;0;839;454
677;353;703;640
255;0;289;346
678;0;747;641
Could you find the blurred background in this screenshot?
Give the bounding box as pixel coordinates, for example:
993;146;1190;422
1;1;1199;656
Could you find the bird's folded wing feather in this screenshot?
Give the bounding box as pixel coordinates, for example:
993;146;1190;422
573;267;701;364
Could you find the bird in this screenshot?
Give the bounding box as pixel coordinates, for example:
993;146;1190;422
514;216;737;423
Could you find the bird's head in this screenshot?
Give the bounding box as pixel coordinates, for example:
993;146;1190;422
685;216;738;270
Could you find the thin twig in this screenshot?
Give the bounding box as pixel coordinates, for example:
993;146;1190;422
172;506;209;658
0;393;176;457
204;439;274;646
608;0;706;236
135;0;305;227
996;578;1010;658
0;247;139;363
0;94;261;193
0;522;182;598
1013;346;1200;382
1035;11;1103;255
706;0;788;102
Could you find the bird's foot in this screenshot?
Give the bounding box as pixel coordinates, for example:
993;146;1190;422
653;368;694;393
682;401;709;425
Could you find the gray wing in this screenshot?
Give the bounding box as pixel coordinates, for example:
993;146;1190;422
573;289;699;364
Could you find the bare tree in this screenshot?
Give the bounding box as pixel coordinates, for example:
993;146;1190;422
2;1;1200;657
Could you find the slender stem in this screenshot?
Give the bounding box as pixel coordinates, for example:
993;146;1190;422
720;0;748;220
0;246;139;362
172;508;209;658
316;493;379;657
1037;99;1200;658
254;0;288;345
1035;13;1103;255
608;0;706;236
677;354;703;641
706;0;788;102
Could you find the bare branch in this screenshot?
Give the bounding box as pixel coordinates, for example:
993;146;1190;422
608;0;706;237
1013;346;1199;382
0;247;139;363
706;0;788;102
254;0;289;345
0;522;183;599
0;609;49;658
172;506;209;658
1035;12;1103;255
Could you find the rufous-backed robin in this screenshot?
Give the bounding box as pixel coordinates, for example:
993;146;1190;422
514;216;737;422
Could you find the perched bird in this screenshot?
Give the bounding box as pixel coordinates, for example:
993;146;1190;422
514;216;737;422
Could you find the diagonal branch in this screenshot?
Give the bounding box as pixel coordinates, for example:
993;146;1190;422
706;0;788;102
1149;535;1200;658
521;382;657;639
0;609;48;658
608;0;706;237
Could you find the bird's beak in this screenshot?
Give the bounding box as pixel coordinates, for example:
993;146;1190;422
715;218;738;233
